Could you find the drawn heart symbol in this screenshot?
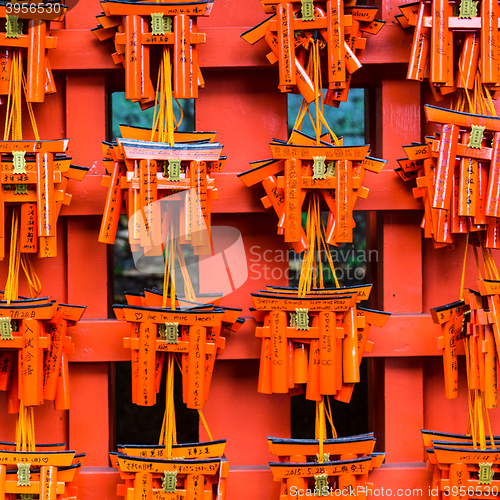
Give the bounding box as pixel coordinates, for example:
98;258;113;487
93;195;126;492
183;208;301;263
42;458;49;463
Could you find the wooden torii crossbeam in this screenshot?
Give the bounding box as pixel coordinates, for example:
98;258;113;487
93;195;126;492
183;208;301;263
93;0;213;104
99;127;225;256
113;293;242;408
241;1;384;105
0;139;88;259
267;433;376;460
397;0;500;99
240;133;386;250
250;285;390;402
0;298;85;410
0;1;67;103
397;105;500;248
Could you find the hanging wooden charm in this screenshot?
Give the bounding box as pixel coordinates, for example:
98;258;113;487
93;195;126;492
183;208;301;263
99;126;224;256
397;0;500;101
242;0;385;106
110;441;229;500
0;1;66;103
114;290;242;408
0;141;88;259
251;284;390;402
422;430;500;498
397;105;500;248
268;434;385;498
240;133;386;252
93;0;212;105
0;447;85;500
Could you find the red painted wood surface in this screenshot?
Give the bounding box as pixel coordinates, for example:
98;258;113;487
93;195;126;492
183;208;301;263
0;0;497;499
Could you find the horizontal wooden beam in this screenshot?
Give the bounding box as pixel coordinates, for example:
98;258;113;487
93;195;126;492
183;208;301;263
51;25;411;71
68;313;443;362
62;170;419;217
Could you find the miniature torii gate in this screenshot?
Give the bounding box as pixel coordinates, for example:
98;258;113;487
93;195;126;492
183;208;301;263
111;440;228;500
250;285;390;401
397;105;500;248
431;284;500;407
114;297;242;408
240;137;386;248
0;448;83;500
398;0;500;97
425;442;500;499
0;2;67;103
112;453;226;500
0;139;88;259
93;0;213;103
99;129;225;256
268;452;385;500
431;299;468;399
241;1;384;105
0;299;85;410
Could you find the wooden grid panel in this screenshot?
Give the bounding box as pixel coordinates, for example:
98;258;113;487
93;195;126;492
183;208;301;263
0;0;497;499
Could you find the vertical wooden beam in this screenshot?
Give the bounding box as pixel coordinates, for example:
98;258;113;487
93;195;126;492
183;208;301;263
66;216;109;319
380;211;423;313
381;79;421;170
69;362;109;466
66;73;106;174
384;358;424;462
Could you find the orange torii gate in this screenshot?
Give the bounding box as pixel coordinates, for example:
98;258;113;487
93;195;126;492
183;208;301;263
110;440;228;500
110;452;227;500
0;448;85;500
397;105;500;248
99;126;225;256
0;299;85;411
240;137;385;249
423;436;500;499
0;139;88;259
397;0;500;99
93;0;213;104
250;285;390;402
268;451;385;499
113;295;242;408
241;1;384;105
0;1;67;103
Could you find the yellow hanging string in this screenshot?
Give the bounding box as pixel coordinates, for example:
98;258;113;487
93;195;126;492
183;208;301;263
197;410;213;442
5;207;21;304
16;402;35;452
159;353;177;457
463;336;477;447
472;243;483;280
325;395;337;438
20;254;42;298
315;398;326;463
459;231;469;301
151;48;176;145
169;356;214;442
